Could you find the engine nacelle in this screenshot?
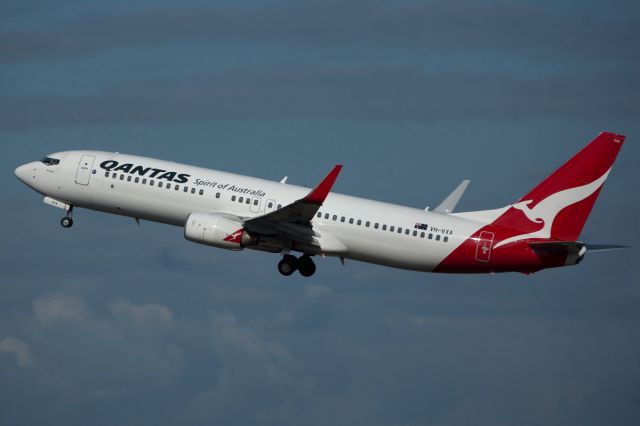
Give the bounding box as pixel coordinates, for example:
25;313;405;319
184;212;256;251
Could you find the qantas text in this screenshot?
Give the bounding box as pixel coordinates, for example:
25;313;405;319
100;160;190;184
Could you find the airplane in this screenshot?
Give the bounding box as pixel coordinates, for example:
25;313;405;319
15;131;626;277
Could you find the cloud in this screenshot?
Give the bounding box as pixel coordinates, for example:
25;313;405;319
109;300;174;326
33;293;89;325
0;336;34;367
187;313;309;423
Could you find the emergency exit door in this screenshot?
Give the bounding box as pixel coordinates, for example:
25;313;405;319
75;155;96;185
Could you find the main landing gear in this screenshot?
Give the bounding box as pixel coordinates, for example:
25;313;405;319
60;206;74;228
278;254;317;277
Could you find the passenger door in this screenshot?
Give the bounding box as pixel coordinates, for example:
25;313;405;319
75;155;96;186
475;231;495;262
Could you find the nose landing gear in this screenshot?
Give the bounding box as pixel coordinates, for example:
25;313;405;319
60;206;74;228
278;254;316;277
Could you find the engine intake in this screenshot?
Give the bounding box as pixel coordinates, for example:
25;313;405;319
184;212;256;251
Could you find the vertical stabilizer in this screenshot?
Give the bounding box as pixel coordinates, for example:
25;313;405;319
494;132;625;245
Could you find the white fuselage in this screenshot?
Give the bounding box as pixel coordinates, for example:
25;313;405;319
15;150;495;272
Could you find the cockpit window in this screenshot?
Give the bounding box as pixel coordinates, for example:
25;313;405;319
41;157;60;166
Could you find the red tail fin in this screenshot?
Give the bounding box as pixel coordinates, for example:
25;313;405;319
497;132;625;243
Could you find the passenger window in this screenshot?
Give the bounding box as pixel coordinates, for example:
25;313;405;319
436;235;441;241
317;212;322;218
239;197;244;203
333;215;338;221
232;195;236;201
420;232;425;238
325;213;330;219
428;234;433;239
175;185;179;190
397;227;402;233
254;199;259;206
191;188;196;194
158;182;163;188
268;202;274;208
277;204;282;209
405;229;410;235
199;189;204;195
413;230;417;236
341;217;345;223
349;218;354;224
127;176;132;182
150;180;154;186
246;198;250;205
112;173;117;179
382;225;387;231
444;236;449;243
374;223;379;229
216;193;221;199
357;220;362;226
366;221;370;227
142;179;147;185
119;174;124;180
390;226;395;232
105;172;110;177
184;187;188;192
135;177;139;183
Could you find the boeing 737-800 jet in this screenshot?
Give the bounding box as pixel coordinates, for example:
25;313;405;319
15;132;625;277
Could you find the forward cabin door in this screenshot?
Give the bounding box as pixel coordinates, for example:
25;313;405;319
75;155;96;185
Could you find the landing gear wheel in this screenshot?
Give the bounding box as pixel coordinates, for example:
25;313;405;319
278;255;298;277
298;255;316;277
61;217;73;228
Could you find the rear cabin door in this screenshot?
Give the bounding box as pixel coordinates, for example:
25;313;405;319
475;231;495;262
75;155;96;185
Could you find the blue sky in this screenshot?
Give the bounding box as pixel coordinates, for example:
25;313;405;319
1;1;639;425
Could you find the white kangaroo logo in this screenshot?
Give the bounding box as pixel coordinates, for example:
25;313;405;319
494;168;610;249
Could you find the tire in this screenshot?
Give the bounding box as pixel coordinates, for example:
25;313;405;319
61;217;73;228
278;255;298;276
298;256;316;277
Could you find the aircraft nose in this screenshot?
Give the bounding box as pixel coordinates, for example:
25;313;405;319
15;163;32;183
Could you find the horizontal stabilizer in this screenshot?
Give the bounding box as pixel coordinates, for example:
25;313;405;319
585;244;629;252
434;180;470;214
528;241;585;254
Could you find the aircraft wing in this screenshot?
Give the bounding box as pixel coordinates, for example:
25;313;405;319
243;165;343;245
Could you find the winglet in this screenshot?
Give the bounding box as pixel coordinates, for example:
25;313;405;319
303;165;343;205
434;180;470;214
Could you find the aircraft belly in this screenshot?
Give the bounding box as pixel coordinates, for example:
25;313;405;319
90;187;190;226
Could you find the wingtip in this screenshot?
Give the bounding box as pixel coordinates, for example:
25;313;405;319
303;165;343;204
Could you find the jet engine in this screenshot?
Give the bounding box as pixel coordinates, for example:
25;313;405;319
184;212;256;251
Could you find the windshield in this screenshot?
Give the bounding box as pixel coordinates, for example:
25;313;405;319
41;157;60;166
